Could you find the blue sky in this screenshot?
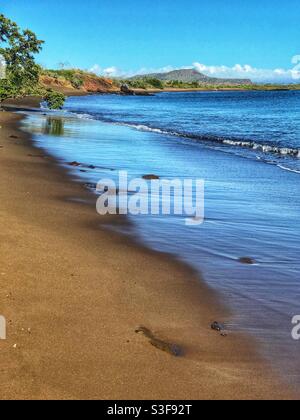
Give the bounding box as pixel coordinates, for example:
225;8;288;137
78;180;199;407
2;0;300;82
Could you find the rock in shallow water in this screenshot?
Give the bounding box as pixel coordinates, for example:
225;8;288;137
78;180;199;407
142;174;160;180
238;257;255;265
120;84;135;95
211;321;223;332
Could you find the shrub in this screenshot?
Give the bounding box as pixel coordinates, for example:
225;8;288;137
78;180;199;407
143;78;164;89
44;90;65;109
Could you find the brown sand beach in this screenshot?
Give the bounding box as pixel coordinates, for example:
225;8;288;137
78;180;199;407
0;99;296;400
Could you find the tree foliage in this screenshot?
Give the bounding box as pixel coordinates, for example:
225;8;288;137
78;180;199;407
0;14;65;109
0;14;43;98
119;77;164;90
44;90;66;110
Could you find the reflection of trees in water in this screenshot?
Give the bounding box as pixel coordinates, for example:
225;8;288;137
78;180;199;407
43;118;65;136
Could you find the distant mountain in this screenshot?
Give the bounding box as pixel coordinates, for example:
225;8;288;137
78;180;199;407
130;68;253;85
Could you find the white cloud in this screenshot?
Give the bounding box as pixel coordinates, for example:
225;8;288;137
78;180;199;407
193;62;300;83
89;64;102;74
291;55;300;65
89;59;300;83
103;66;120;76
89;64;128;78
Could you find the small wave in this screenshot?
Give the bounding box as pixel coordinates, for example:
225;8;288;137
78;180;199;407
68;111;300;160
128;123;300;159
277;165;300;174
122;123;178;137
71;112;94;120
222;139;300;158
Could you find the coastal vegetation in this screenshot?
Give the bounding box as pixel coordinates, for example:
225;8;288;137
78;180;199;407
118;77;164;90
43;89;66;110
118;77;300;91
0;14;65;109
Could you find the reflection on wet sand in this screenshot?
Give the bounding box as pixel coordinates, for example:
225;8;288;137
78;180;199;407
43;117;65;136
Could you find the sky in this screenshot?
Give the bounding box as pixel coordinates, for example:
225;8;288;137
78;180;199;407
2;0;300;82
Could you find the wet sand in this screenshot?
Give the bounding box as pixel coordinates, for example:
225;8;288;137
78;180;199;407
0;101;296;399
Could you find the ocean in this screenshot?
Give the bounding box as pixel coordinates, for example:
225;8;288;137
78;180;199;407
21;90;300;386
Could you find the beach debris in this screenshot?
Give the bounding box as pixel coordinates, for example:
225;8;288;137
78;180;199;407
68;161;81;167
68;161;101;170
67;160;115;172
238;257;255;265
211;322;228;337
142;174;160;180
9;135;19;139
211;321;224;332
135;326;182;357
13;344;17;349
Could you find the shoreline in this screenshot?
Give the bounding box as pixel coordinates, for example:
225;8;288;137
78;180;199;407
133;87;300;94
0;101;296;399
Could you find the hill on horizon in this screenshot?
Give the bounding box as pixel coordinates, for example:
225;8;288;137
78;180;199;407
130;68;253;85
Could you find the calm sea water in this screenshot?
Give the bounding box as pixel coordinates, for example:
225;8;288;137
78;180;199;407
22;91;300;387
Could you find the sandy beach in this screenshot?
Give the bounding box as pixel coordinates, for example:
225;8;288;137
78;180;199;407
0;101;296;400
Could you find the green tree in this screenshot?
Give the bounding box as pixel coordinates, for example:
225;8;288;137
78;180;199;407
44;90;66;110
145;78;164;89
0;14;43;100
0;14;65;109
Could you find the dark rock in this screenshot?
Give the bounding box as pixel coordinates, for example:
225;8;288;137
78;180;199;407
142;174;160;180
211;321;223;332
68;161;81;167
120;84;135;95
239;257;255;265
